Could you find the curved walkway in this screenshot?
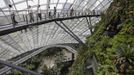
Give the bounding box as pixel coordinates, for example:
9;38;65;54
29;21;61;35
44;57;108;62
0;44;77;75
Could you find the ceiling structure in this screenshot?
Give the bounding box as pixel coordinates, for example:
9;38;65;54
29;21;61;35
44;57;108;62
0;0;113;60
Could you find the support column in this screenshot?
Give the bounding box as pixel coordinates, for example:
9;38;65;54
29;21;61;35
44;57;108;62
60;21;85;45
86;17;93;34
55;21;85;46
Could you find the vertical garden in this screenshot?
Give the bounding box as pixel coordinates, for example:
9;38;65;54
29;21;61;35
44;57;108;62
69;0;134;75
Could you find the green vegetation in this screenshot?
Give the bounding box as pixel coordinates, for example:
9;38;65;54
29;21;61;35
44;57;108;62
5;0;134;75
8;47;65;75
69;0;134;75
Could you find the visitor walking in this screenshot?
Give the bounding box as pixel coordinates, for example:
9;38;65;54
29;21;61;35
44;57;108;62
28;6;34;23
37;5;42;21
53;7;57;18
70;8;74;16
48;7;51;19
92;10;96;15
11;12;18;28
9;4;18;28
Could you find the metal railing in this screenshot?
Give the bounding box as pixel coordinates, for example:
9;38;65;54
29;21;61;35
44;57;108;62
0;10;101;31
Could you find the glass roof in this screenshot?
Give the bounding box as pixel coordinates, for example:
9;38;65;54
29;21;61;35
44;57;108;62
0;0;113;60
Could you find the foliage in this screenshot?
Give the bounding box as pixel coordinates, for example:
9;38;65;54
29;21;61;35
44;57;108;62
68;0;134;75
7;47;63;75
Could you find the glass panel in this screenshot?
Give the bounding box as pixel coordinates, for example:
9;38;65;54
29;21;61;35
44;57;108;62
57;4;63;9
50;4;56;9
40;0;47;4
50;0;58;3
28;0;37;6
13;0;23;3
0;12;4;16
64;3;71;9
0;0;6;8
67;0;75;3
40;5;46;10
59;0;66;3
15;2;27;10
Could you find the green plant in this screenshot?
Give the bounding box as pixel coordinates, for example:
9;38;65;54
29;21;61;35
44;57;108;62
68;0;134;75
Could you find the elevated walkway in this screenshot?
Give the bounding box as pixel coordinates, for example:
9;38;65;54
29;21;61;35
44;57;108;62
0;44;77;75
0;11;100;36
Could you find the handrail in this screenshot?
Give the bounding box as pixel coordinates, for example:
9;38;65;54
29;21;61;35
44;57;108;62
0;14;100;36
0;10;101;28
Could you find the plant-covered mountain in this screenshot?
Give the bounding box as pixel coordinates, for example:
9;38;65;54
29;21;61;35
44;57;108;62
69;0;134;75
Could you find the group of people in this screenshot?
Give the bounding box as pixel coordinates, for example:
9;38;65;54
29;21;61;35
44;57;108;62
9;5;43;28
9;4;98;28
24;5;42;23
48;6;57;19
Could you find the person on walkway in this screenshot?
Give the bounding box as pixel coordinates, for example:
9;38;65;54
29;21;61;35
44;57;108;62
70;8;74;16
37;5;42;21
11;12;18;28
25;12;28;24
22;14;25;22
9;4;18;28
48;6;51;19
92;10;96;15
53;7;57;18
28;6;34;23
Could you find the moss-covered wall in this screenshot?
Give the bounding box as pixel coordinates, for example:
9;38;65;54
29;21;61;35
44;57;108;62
69;0;134;75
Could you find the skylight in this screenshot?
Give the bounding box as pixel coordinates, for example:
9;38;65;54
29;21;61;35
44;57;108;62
0;0;113;60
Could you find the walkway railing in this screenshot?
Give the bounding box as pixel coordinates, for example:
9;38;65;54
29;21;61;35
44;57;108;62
0;10;101;31
0;10;101;36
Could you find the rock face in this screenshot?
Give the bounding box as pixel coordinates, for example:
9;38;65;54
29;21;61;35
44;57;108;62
69;0;134;75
